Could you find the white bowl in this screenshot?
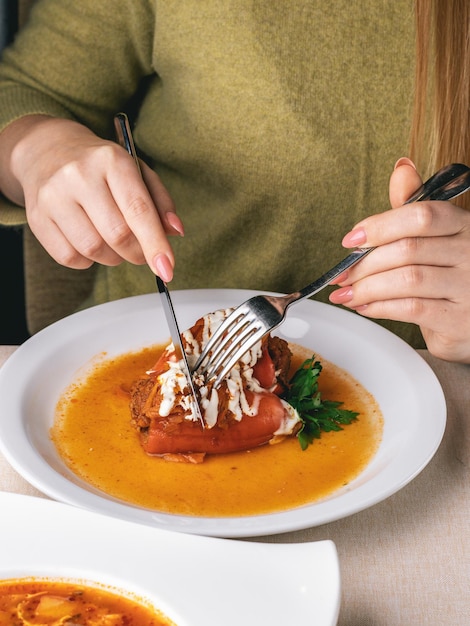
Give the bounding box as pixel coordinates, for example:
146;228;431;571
0;492;341;626
0;290;446;537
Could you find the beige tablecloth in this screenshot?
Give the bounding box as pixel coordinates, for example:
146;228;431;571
0;345;469;625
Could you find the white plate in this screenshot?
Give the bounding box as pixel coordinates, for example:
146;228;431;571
0;492;341;626
0;290;446;537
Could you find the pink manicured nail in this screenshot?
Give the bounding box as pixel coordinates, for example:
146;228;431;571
154;253;174;282
394;157;416;171
166;212;185;236
330;287;353;303
342;227;367;247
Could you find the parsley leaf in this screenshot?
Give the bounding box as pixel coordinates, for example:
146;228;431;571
282;356;359;450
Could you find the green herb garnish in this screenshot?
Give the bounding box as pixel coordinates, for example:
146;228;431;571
282;356;359;450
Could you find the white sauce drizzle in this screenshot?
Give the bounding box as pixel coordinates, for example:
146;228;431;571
154;309;300;433
275;401;301;435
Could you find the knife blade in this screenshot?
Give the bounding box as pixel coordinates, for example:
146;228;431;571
114;112;205;427
155;276;205;426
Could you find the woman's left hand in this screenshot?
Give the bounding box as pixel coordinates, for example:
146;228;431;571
329;158;470;363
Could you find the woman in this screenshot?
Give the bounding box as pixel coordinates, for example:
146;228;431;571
0;0;469;361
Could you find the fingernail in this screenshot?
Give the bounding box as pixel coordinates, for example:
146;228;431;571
342;227;367;247
330;286;353;303
153;253;174;282
166;212;185;236
394;157;416;171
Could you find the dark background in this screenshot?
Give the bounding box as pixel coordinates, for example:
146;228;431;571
0;0;30;344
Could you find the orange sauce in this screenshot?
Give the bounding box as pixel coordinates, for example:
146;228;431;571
51;345;383;517
0;578;174;625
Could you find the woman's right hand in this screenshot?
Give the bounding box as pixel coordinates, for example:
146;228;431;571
0;115;183;281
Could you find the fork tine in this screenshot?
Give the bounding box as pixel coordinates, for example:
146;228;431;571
192;306;251;371
204;318;262;380
202;313;260;369
210;325;269;387
191;318;232;372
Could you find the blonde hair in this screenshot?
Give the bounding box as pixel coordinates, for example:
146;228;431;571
411;0;470;208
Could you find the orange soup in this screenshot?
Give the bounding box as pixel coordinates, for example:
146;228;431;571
0;578;174;625
51;344;383;516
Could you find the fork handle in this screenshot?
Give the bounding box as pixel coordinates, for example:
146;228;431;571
288;162;470;307
292;247;373;302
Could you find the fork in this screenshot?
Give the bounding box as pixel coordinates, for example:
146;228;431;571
193;163;470;387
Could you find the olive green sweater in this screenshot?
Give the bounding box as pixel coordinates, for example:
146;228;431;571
0;0;422;345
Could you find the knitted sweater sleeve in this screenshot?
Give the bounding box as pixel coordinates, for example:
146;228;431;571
0;0;155;139
0;0;155;223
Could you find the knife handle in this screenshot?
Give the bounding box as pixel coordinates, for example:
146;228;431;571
114;112;142;175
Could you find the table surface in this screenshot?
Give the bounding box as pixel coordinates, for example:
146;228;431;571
0;344;469;625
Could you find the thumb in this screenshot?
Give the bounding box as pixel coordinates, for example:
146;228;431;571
389;157;423;208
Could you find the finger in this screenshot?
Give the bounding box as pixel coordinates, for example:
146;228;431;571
330;263;467;311
27;212;105;270
341;158;424;249
389;157;423;208
340;292;470;362
342;199;470;250
140;160;184;236
69;177;148;265
345;295;458;341
354;295;470;362
106;159;175;279
328;273;455;340
56;205;135;266
336;232;468;286
26;183;131;268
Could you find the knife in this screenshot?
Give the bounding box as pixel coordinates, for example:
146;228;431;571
155;276;205;426
114;112;205;427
